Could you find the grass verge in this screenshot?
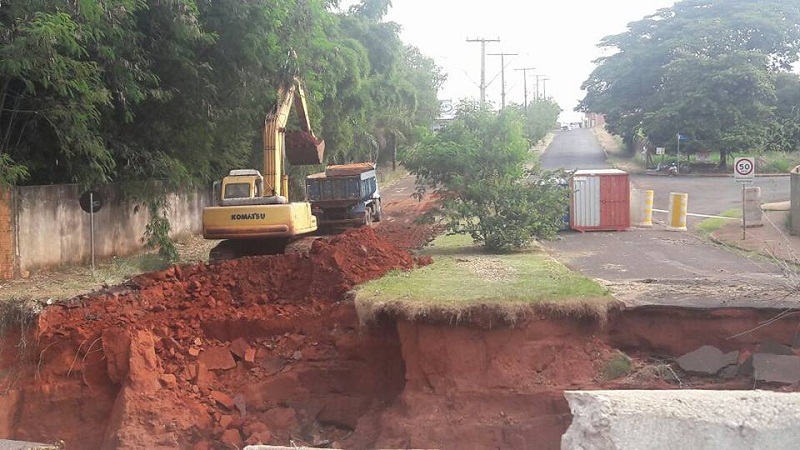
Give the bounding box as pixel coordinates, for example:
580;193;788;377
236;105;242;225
590;127;645;174
526;132;555;167
355;233;617;325
0;234;216;304
377;166;410;187
696;208;742;235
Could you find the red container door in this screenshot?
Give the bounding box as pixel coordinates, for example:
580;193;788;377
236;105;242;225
599;174;631;230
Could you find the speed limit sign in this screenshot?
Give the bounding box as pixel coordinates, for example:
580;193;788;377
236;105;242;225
734;157;755;183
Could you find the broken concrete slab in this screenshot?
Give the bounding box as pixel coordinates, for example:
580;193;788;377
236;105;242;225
675;345;738;375
0;440;54;450
753;354;800;384
756;340;794;356
562;390;800;450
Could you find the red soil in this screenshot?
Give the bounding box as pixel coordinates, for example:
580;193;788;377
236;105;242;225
2;190;799;449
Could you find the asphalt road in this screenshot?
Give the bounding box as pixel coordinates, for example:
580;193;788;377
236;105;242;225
542;128;798;308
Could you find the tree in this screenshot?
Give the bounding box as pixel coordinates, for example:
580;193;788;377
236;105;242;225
642;50;776;167
767;73;800;153
404;102;570;251
508;98;561;145
579;0;800;161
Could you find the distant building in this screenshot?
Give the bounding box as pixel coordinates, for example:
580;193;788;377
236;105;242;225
586;113;606;128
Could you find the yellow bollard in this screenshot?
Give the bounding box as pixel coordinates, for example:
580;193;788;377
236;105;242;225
667;192;688;231
631;189;654;227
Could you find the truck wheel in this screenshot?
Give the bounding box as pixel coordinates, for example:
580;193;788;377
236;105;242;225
373;200;382;222
364;207;373;226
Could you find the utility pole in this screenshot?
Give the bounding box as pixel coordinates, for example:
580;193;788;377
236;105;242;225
514;67;536;113
534;74;544;100
541;78;550;99
488;52;518;109
467;37;500;109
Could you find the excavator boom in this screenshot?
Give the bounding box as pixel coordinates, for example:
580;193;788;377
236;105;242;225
263;78;324;197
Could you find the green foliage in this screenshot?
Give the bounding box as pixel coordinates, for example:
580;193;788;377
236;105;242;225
0;0;442;186
143;198;179;263
0;0;443;256
405;103;570;251
602;351;634;381
580;0;800;159
0;154;28;187
767;73;800;152
508;99;562;144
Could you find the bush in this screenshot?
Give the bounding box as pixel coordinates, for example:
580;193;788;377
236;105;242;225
405;102;570;251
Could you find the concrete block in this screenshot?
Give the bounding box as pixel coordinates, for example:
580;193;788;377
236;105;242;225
756;340;794;356
563;390;800;450
0;440;53;450
676;345;738;375
753;354;800;384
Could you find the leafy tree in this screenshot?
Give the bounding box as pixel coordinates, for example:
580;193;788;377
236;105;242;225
0;0;444;259
767;73;800;153
509;98;561;145
579;0;800;162
642;50;776;166
404;102;569;251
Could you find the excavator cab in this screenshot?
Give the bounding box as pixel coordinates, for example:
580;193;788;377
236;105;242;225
221;170;263;200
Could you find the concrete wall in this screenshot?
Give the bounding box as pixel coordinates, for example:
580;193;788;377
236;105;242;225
0;190;14;279
791;165;800;235
2;183;209;277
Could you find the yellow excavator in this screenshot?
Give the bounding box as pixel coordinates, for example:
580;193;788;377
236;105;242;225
202;77;325;261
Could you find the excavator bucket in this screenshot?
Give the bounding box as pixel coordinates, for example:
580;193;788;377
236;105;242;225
285;131;325;165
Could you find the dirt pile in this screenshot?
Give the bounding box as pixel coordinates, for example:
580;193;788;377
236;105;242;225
0;226;431;449
6;187;800;449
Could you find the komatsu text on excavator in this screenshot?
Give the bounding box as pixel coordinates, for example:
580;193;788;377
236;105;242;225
202;77;325;261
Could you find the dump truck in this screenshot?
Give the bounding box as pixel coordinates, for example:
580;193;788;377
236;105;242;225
306;163;382;229
202;76;325;261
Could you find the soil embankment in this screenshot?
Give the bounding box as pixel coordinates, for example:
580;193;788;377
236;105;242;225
1;194;800;449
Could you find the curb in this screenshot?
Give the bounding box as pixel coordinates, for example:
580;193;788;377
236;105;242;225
642;172;790;178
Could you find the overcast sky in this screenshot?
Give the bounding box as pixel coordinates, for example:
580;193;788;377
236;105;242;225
343;0;678;122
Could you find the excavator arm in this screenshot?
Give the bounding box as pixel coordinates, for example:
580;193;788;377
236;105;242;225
262;77;324;197
202;75;324;260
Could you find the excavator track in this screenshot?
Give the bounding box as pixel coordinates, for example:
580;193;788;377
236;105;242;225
209;236;323;263
208;238;289;264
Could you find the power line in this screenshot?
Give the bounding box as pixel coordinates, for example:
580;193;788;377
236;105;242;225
514;67;536;113
534;74;547;101
488;52;518;110
466;37;500;109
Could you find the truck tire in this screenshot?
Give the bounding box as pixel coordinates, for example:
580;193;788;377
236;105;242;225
364;207;373;226
373;200;382;222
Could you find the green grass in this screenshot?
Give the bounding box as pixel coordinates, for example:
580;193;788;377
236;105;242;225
601;351;634;381
0;234;216;304
355;234;616;324
696;208;741;235
756;152;800;174
526;132;555;167
376;166;410;186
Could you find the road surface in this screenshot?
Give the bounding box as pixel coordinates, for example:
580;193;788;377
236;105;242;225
541;128;798;308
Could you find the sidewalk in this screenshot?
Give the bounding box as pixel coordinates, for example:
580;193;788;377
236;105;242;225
710;208;800;266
